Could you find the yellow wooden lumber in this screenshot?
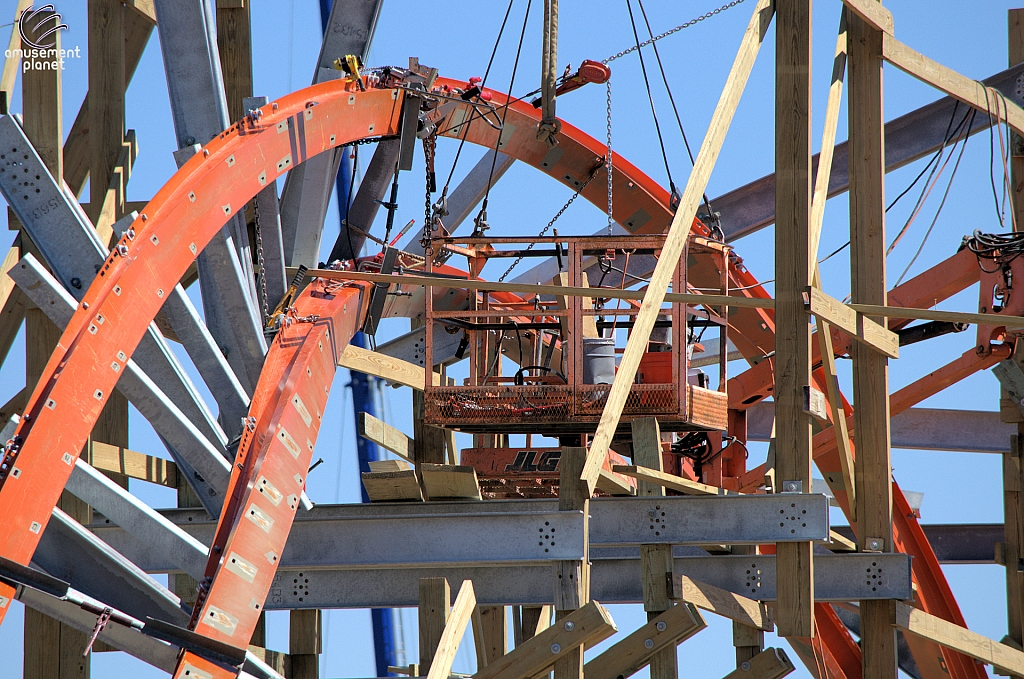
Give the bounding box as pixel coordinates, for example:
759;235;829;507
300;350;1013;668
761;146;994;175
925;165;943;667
580;0;774;494
123;0;157;23
358;412;414;462
828;530;857;552
0;0;32;96
596;468;636;496
420;464;482;500
805;287;898;358
721;648;795;679
582;603;706;679
88;441;178;487
472;601;617;679
427;580;477;679
361;470;424;502
339;344;436;390
612;465;735;496
882;32;1024;137
817;319;856;522
840;0;893;35
895;602;1024;675
672;575;772;631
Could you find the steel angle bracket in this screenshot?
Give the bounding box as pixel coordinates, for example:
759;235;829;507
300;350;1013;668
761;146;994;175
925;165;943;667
0;84;399;629
172;276;371;679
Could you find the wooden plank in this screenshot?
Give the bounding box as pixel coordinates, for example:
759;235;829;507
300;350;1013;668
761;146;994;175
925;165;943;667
420;464;482;500
339;344;435;390
471;605;507;669
774;0;814;641
896;601;1024;676
553;272;598;339
828;530;857;552
427;580;477;679
670;575;772;632
721;648;795;679
366;459;411;473
216;0;252;122
92;131;138;247
22;8;63;180
1007;435;1024;650
64;8;151;197
582;603;706;679
361;470;424;502
122;0;157;23
840;0;893;35
817;319;856;522
849;7;899;677
289;609;321;679
805;287;898;358
612;465;735;496
0;0;32;96
358;412;413;462
882;32;1024;137
555;446;590;679
0;388;26;426
88;0;125;228
420;578;450;671
0;284;25;370
88;441;177;488
596;468;636;496
580;0;774;494
472;601;617;679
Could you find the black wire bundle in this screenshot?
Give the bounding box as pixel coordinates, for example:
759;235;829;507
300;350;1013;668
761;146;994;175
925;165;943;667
670;431;714;480
963;229;1024;273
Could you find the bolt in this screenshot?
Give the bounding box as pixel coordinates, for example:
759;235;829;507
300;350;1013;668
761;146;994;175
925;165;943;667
564;621;575;632
741;662;751;671
644;639;654;649
69;277;81;289
868;539;881;550
648;510;656;518
655;621;667;632
550;644;561;654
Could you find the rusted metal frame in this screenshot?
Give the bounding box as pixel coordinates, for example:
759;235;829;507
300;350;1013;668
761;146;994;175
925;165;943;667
173;278;371;679
0;82;404;627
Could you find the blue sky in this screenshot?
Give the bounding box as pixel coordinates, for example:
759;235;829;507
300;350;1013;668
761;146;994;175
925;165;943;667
0;0;1021;677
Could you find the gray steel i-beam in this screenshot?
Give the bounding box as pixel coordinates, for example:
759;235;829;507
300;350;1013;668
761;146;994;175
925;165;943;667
0;114;230;450
154;0;268;393
280;0;384;266
10;254;232;515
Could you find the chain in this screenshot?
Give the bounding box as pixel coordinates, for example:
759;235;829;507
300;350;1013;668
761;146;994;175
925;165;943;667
253;195;268;323
602;0;746;64
423;136;436;256
606;79;614;236
342;135;399;148
498;167;600;282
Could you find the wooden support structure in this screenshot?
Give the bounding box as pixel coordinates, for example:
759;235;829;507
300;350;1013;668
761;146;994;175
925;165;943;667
553;446;589;679
472;606;508;669
848;2;898;676
420;577;451;672
670;575;772;632
426;580;476;679
583;602;706;679
613;464;735;496
358;411;414;461
289;609;322;679
631;418;678;679
721;648;795;679
87;441;177;488
472;601;617;679
774;0;814;640
896;602;1024;676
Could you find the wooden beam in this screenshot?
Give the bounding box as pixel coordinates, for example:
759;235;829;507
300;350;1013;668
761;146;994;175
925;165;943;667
774;0;814;640
420;578;450;671
93;130;139;247
721;648;795;679
0;0;32;97
555;446;590;679
816;321;856;522
1006;435;1024;650
596;468;636;496
122;0;156;23
472;601;617;679
882;32;1024;137
670;575;772;632
420;464;482;500
64;7;151;198
0;241;25;368
87;441;177;488
612;465;734;496
216;0;252;122
805;287;898;358
839;0;893;35
896;601;1024;676
88;0;125;228
582;603;706;679
289;609;321;679
632;418;677;679
339;344;435;390
0;388;26;426
581;0;774;495
849;5;898;676
361;470;424;502
357;412;413;462
427;580;477;679
471;606;508;669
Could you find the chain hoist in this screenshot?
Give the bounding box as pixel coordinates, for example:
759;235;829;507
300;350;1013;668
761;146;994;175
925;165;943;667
601;78;615;271
253;195;269;323
423;135;437;258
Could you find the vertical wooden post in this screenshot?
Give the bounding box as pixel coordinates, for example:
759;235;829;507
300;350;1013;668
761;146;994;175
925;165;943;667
289;609;322;679
773;0;814;639
87;0;124;231
21;12;90;679
419;577;451;674
554;446;589;679
1008;9;1024;654
848;3;897;677
216;0;253;121
472;605;508;668
631;418;678;678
